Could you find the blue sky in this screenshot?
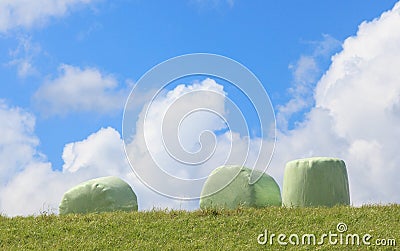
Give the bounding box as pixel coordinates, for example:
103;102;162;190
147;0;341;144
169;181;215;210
1;0;396;168
1;0;400;215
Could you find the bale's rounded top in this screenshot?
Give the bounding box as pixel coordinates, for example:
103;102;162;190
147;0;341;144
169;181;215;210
200;165;282;209
286;157;345;169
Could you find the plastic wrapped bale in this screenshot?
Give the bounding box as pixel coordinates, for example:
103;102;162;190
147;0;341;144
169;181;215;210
59;176;138;215
282;157;350;207
199;166;282;209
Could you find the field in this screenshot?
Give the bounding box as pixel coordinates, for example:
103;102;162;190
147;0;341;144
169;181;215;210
0;205;398;250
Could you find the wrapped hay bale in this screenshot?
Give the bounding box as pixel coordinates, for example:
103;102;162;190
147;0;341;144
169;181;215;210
59;176;138;215
282;157;350;207
200;165;282;209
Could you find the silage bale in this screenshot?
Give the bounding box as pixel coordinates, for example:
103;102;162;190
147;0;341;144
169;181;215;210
59;176;138;215
282;157;350;207
200;165;282;209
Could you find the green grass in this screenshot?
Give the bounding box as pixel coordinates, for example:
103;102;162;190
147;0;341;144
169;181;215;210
0;205;399;250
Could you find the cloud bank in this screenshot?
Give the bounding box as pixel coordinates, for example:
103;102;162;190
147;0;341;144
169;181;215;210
0;78;268;215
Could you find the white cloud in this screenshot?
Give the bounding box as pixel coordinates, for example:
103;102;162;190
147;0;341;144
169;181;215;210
278;35;341;131
0;101;69;216
6;35;40;78
0;0;96;32
0;108;128;216
0;100;39;184
272;1;400;205
63;127;126;173
290;56;319;86
125;78;261;200
33;64;129;116
0;100;132;216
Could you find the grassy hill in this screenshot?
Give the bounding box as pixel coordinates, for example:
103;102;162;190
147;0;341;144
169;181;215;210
0;205;398;250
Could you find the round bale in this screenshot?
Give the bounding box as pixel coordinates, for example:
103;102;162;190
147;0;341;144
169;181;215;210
200;165;282;209
59;176;138;215
282;157;350;207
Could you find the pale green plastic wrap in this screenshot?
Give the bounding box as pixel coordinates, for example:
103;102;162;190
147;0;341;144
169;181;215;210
282;157;350;207
59;176;138;215
200;166;282;209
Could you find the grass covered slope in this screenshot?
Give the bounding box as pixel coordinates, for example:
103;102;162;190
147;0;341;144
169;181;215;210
0;205;398;250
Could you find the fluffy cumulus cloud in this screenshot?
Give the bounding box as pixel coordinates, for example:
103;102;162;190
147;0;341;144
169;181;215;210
33;64;130;116
0;100;39;185
270;1;400;205
0;106;129;216
127;78;227;179
63;127;127;174
0;0;96;32
0;100;132;216
0;101;60;216
124;78;268;200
